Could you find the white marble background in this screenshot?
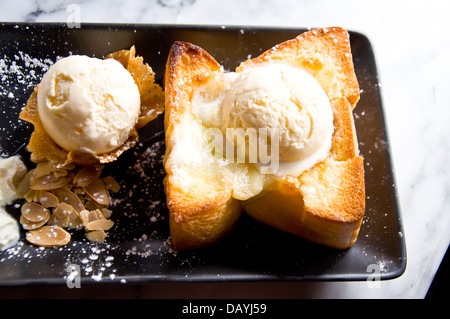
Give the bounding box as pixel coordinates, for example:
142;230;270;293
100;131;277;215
0;0;449;299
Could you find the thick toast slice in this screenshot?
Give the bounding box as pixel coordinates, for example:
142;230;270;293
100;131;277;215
164;27;365;250
164;42;243;250
240;27;365;249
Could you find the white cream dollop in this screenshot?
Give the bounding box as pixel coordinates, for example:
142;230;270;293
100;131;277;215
37;55;140;155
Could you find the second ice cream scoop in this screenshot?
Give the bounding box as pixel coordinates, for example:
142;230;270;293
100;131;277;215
221;62;334;176
37;55;140;155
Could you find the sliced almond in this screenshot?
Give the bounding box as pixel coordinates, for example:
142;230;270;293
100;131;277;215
30;172;74;191
55;163;76;171
84;199;105;211
53;163;76;178
33;189;41;202
16;169;35;199
53;169;69;178
53;202;75;219
37;190;59;208
52;187;85;213
48;213;70;228
85;230;107;243
71;186;85;195
86;219;114;231
99;208;112;219
21;202;50;223
73;166;103;187
102;176;120;193
83;178;109;206
25;226;71;247
88;209;105;222
79;209;90;227
67;208;83;229
24;189;36;202
34;161;52;179
20;215;48;230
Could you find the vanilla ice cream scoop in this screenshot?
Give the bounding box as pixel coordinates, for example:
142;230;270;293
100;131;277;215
37;55;140;155
221;63;334;176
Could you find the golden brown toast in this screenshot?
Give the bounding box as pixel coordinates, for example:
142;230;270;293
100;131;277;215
164;27;365;250
164;42;243;250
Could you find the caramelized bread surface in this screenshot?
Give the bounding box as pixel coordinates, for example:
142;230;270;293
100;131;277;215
164;27;365;250
164;42;243;250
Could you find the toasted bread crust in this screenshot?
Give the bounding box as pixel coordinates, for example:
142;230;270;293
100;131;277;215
240;27;364;248
243;156;364;248
238;27;360;107
166;183;242;249
164;41;242;250
164;28;365;250
164;41;222;157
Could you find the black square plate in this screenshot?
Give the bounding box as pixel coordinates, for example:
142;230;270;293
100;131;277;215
0;23;406;285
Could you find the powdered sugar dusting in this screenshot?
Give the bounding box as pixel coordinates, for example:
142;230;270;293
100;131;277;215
107;139;167;231
0;51;53;155
0;51;54;90
0;48;174;284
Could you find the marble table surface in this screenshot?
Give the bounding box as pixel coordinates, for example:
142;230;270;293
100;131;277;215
0;0;449;299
